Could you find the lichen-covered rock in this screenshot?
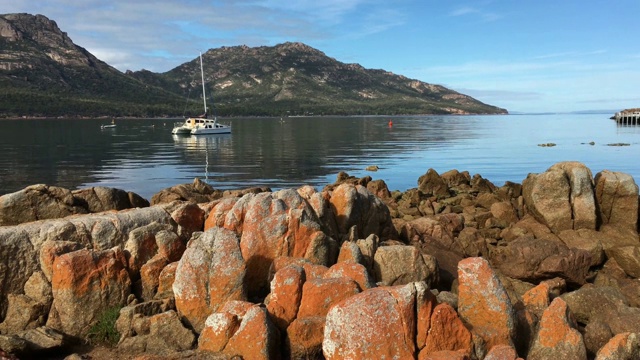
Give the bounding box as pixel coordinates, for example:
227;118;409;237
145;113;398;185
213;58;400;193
328;183;396;241
223;190;337;298
457;257;516;351
528;297;587;360
336;240;363;264
419;350;471;360
286;316;325;359
416;282;438;351
139;254;170;301
124;222;165;276
46;248;131;337
355;233;379;274
522;282;551;317
0;206;174;321
297;277;360;319
323;283;417;359
595;332;640;360
269;256;328;282
297;185;340;241
38;240;84;283
419;303;473;358
265;264;305;331
164;201;205;240
205;302;280;360
203;197;239;231
324;261;375;291
373;244;438;287
198;312;239;353
155;261;178;299
173;228;246;333
484;344;522;360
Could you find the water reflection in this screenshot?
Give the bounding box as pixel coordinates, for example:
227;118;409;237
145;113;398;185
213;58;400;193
171;134;233;183
0;114;637;200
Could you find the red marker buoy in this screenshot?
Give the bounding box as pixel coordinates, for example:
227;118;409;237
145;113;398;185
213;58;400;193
388;120;393;127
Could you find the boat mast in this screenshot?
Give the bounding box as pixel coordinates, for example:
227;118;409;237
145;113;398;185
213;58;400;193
200;52;207;116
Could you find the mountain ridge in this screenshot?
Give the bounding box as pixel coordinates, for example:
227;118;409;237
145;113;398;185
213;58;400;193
0;13;507;117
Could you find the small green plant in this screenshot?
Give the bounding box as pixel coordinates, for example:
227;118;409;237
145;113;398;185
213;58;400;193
87;306;121;346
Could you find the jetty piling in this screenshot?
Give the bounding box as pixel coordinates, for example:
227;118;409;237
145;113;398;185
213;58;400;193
612;109;640;125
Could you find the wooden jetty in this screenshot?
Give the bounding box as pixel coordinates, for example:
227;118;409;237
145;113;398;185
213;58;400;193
612;108;640;124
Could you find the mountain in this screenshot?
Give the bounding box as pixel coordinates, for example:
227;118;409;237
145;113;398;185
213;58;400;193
0;13;187;117
0;13;507;117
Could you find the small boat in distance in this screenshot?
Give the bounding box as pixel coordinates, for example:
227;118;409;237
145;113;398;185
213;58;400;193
171;52;231;135
101;118;116;129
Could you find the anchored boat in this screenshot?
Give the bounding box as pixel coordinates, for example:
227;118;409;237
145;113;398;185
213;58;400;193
171;52;231;135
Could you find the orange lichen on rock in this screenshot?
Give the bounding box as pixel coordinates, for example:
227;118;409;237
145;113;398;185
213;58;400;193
420;303;473;357
528;297;587;360
457;257;516;350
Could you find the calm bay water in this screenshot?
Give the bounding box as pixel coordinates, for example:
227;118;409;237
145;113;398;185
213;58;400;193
0;114;638;200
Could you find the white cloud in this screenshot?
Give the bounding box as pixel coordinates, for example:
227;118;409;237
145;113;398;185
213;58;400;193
450;6;476;17
4;1;639;113
5;0;390;71
449;5;501;22
534;49;607;60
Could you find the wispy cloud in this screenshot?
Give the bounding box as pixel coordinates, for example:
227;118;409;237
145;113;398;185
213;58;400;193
4;0;394;72
577;96;640;104
534;49;607;60
456;88;542;102
345;8;406;39
420;60;573;79
449;5;501;22
450;6;476;16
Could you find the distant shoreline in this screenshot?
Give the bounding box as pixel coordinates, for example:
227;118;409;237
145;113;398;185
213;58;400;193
0;113;516;121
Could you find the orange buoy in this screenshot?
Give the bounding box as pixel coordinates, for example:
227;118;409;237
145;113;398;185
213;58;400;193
388;120;393;127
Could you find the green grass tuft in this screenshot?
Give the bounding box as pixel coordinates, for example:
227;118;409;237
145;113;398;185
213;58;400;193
87;306;121;346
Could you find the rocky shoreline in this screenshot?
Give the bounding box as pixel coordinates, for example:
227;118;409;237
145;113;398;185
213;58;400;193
0;161;639;359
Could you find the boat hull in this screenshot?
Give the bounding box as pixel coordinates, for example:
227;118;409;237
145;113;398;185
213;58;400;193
191;127;231;135
189;118;231;135
171;126;192;135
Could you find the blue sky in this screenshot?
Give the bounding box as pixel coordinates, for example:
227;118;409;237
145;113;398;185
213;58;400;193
5;1;640;113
